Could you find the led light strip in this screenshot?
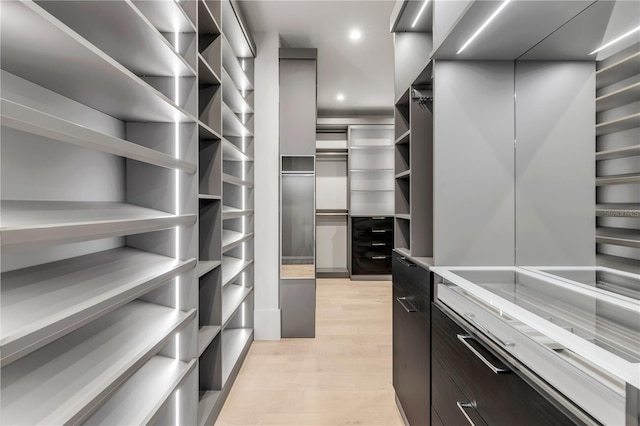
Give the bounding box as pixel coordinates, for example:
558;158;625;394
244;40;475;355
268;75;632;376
411;0;430;29
590;25;640;55
457;0;511;54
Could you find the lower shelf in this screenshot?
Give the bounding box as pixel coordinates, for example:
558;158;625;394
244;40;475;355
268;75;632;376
222;256;253;287
198;326;222;357
197;260;222;278
0;301;196;425
222;285;253;326
84;357;196;425
222;328;253;385
198;390;222;426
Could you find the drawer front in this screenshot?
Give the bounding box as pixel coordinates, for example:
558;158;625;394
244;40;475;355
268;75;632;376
352;240;392;257
432;305;577;426
352;255;391;275
352;216;393;232
391;252;430;316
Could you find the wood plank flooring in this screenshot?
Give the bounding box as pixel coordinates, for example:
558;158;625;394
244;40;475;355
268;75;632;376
216;278;403;425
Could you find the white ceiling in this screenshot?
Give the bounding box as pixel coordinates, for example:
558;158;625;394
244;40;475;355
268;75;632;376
238;0;396;117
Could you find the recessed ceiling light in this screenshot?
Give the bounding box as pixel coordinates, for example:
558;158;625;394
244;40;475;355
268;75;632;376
337;94;345;101
411;0;430;29
590;25;640;55
350;30;361;40
457;0;511;54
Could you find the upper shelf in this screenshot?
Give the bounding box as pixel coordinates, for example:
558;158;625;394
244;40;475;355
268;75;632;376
198;53;222;86
222;205;253;220
1;200;197;249
36;0;196;77
0;300;196;425
222;103;253;138
84;357;196;426
223;173;254;188
222;256;253;287
0;1;194;123
198;260;222;278
1;247;195;366
2;99;197;173
596;113;640;136
221;36;253;92
597;52;640;89
198;0;221;35
131;0;196;33
596;204;640;217
596;82;640;112
596;144;640;161
222;230;254;253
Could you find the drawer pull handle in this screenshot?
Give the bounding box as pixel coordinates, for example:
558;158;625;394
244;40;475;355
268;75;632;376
396;297;416;313
397;256;416;267
463;313;515;348
371;242;386;246
456;401;477;426
457;335;511;375
372;256;386;260
371;229;387;233
371;216;387;220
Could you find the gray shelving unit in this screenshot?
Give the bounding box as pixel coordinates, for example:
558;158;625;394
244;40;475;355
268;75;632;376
196;1;256;424
0;0;255;424
595;42;640;271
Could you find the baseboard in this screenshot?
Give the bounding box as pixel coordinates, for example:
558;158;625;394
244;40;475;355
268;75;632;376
254;308;281;340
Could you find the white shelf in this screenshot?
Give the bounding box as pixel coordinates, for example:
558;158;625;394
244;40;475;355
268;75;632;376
132;0;195;33
396;214;411;220
596;52;640;89
596;228;640;248
350;145;394;150
222;229;254;253
197;260;222;278
198;391;222;426
222;256;253;287
222;69;253;115
596;112;640;136
0;301;196;425
222;205;253;220
221;328;253;384
199;194;222;200
84;357;196;426
222;103;253;137
198;0;221;35
198;326;221;357
199;120;222;141
223;139;253;161
596;144;640;161
221;36;253;91
595;204;640;217
223;172;254;188
38;0;196;77
352;168;395;172
351;189;395;192
596;82;640;112
1;1;194;123
1;200;196;249
395;170;411;178
1;99;197;173
222;285;253;326
1;247;195;366
596;173;640;186
395;129;410;144
198;53;222;85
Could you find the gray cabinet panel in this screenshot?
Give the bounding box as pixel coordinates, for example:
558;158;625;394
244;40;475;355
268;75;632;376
279;56;317;155
280;279;316;338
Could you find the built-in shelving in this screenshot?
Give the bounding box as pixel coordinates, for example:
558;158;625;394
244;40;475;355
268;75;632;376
199;194;223;200
222;229;254;252
84;357;197;426
221;36;253;91
1;201;196;249
222;256;253;287
221;328;253;384
131;0;196;33
596;112;640;136
199;120;223;141
222;103;253;137
1;1;194;123
198;326;222;357
199;54;222;85
596;228;640;248
197;260;222;278
1;248;194;366
596;173;640;186
198;391;222;426
596;52;640;89
222;69;254;114
1;99;196;173
596;82;640;112
222;205;254;219
395;170;411;179
222;285;253;325
198;0;221;35
595;204;640;217
223;139;253;161
395;129;410;144
596;144;640;161
0;301;195;425
223;172;254;188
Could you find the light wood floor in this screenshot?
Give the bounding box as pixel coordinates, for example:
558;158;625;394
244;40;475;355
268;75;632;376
216;278;403;426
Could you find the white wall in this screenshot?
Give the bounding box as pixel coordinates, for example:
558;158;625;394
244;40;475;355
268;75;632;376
253;31;281;340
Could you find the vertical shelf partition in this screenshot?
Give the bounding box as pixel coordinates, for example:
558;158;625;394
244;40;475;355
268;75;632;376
0;0;255;424
196;0;255;424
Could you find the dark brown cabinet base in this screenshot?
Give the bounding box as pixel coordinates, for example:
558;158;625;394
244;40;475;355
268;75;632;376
352;217;393;275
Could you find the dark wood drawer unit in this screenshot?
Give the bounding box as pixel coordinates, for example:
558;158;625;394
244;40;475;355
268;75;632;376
352;217;393;275
432;304;578;426
392;252;432;425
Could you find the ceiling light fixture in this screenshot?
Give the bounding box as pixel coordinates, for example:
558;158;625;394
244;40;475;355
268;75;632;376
590;25;640;55
457;0;511;54
411;0;430;29
350;30;361;40
337;94;345;101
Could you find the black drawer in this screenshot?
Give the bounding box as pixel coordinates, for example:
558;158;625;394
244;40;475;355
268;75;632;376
352;216;393;231
432;305;578;426
391;252;430;317
352;255;391;275
352;241;392;257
